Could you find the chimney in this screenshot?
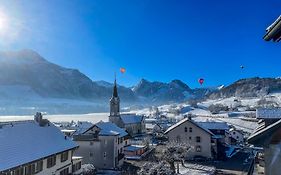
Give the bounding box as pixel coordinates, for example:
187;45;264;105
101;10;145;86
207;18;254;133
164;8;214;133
187;113;192;120
34;112;48;127
34;112;42;123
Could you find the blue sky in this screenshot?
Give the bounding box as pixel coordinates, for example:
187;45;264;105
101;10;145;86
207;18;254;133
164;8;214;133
0;0;280;88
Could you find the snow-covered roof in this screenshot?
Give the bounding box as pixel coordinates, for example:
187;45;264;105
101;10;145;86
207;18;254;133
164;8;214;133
124;145;146;152
96;121;128;137
145;118;157;123
248;119;281;146
145;123;160;130
256;108;281;119
120;114;143;124
73;121;93;135
164;118;213;135
197;121;229;130
0;120;78;171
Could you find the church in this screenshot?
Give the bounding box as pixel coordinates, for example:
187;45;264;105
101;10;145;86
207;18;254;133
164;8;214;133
108;78;145;137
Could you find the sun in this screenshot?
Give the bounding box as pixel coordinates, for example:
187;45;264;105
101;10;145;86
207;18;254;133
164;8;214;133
0;10;9;33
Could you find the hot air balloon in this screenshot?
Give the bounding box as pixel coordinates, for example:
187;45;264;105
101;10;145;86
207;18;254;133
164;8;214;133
120;67;126;73
198;78;204;85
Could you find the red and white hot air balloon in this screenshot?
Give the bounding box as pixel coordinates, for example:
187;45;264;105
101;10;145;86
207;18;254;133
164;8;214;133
120;67;126;74
198;78;204;85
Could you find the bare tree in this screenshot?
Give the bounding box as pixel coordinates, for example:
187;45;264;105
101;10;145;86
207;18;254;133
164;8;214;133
138;142;192;175
162;142;192;173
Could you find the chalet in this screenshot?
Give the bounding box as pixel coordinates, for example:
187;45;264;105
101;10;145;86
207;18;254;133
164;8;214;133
124;145;148;160
164;117;215;159
256;108;281;129
73;121;129;169
248;108;281;175
248;119;281;175
145;123;162;134
0;112;82;175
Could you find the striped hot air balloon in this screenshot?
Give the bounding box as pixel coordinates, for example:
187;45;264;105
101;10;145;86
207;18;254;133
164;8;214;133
120;67;126;73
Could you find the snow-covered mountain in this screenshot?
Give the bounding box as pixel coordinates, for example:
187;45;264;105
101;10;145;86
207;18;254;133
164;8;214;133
0;49;96;99
132;79;193;103
209;77;281;99
0;50;137;102
1;49;281;115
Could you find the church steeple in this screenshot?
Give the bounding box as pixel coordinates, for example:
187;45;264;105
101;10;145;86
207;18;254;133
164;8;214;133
109;74;120;117
113;75;118;98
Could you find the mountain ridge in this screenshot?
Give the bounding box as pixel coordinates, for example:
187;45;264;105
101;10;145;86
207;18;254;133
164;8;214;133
1;49;281;105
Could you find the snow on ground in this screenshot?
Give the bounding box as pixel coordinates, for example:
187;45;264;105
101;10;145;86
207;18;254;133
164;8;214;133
200;97;260;108
179;163;215;175
0;113;109;123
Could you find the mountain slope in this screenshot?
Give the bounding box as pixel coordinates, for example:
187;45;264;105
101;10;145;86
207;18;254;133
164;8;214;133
132;79;193;102
0;49;98;99
209;77;281;99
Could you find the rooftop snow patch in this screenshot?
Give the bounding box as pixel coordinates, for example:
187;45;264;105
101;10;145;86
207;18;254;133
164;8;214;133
194;118;229;130
164;118;213;135
0;120;78;171
256;108;281;119
120;114;143;124
96;121;128;137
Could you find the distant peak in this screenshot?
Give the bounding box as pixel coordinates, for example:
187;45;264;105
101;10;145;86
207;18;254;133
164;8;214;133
139;78;150;83
0;49;46;63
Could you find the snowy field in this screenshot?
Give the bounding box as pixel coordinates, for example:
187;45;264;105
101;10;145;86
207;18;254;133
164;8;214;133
0;113;109;123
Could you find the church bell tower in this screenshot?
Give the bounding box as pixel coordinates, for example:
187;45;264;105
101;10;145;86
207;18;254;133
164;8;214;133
109;76;122;127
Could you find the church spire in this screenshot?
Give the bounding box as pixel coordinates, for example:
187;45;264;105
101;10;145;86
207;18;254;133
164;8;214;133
113;73;118;97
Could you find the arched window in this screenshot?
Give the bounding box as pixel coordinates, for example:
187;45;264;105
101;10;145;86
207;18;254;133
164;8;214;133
196;145;201;152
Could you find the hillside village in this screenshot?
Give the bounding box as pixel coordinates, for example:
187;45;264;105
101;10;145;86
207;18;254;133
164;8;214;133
0;2;280;175
2;77;281;175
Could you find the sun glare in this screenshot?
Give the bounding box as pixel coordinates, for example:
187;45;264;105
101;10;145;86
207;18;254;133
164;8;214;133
0;10;9;34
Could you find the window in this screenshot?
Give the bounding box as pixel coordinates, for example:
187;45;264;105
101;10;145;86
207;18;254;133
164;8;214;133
189;127;192;132
89;152;93;157
35;160;43;173
61;151;68;162
14;167;24;175
103;152;107;159
233;131;236;135
59;168;69;175
25;164;32;175
189;136;192;140
47;155;56;168
72;162;82;172
196;145;201;152
196;136;201;143
184;127;187;132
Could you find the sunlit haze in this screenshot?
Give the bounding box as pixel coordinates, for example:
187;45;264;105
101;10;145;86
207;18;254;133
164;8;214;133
0;1;280;88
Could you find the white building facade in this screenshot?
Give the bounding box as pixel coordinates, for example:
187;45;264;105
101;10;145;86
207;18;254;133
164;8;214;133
73;121;129;169
0;113;82;175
